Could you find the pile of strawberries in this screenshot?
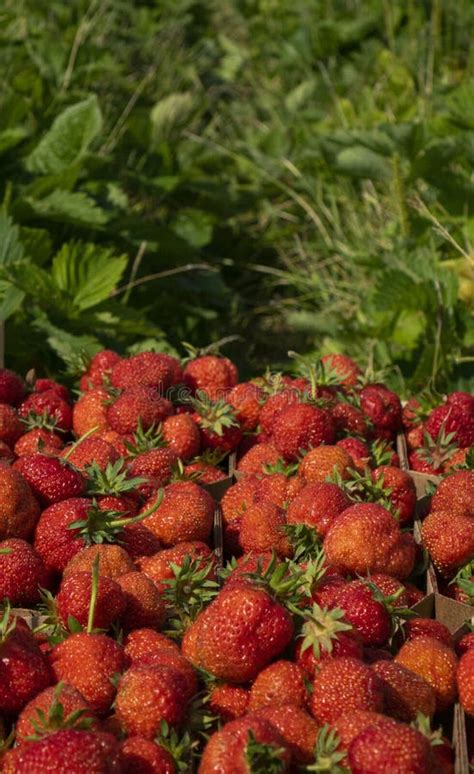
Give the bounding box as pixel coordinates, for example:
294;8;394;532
0;349;472;772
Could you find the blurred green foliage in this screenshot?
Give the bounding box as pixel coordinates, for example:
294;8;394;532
0;0;474;392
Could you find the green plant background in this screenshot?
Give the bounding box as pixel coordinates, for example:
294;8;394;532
1;0;473;393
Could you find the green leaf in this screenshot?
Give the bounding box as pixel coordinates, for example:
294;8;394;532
150;92;196;139
0;284;25;321
26;95;103;175
33;314;102;373
335;146;390;180
0;211;24;265
25;191;108;226
172;209;215;248
0;127;29;155
51;242;127;311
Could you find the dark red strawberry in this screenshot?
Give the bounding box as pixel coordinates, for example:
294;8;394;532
272;403;335;462
19;390;72;432
0;403;23;446
0;538;49;605
0;368;25;405
107;386;173;435
0;611;53;714
360;384;402;434
14;454;85;505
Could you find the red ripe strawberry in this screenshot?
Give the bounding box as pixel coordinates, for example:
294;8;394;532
368;574;409;608
184;459;227;483
332;402;369;436
117;571;167;630
162;413;200;460
199;715;290;773
0;616;53;713
14;427;64;457
254;472;304;508
0;403;23;446
50;632;126;715
111;352;178;392
360;383;402;434
299;445;352;483
107;386;173;435
120;736;175;773
457;648;474;716
336;437;370;470
421;509;474;576
73;387;110;437
138;541;213;593
0;367;25;405
33;378;70;401
141;482;215;546
272;403;335;462
321;353;361;388
191;394;242;453
310;656;384;724
403;618;453;648
62;437;119;472
430;470;474;515
408;448;443;474
16;683;97;742
239;500;292;558
237;442;280;475
372;465;416;524
0;538;48;605
124;647;197;699
259;389;301;434
331;710;390;762
79;349;122;391
115;521;161;562
425;398;474;449
128;447;178;491
183;354;238;400
14;454;85;505
248;660;308;711
223;552;276;589
0;439;13;462
63;544;135;580
372;660;436;721
182;584;294;683
227;382;263;431
257;704;319;765
56;571;126;630
395;636;458;712
221;476;259;526
19;390;72;432
324;503;415;579
115;664;191;738
295;605;362;679
209;684;250;722
348;719;435;774
329;581;392;646
286;482;350;538
34;497;94;574
2;729;122;773
0;462;40;539
124;628;180;662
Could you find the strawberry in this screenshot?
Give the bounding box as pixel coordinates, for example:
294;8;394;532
457;648;474;716
237;442;280;475
2;729;122;773
227;382;263;431
259;389;301;434
184;459;227;483
360;383;402;434
348;719;435;773
73;387;110;437
286;482;350;538
128;447;178;491
310;656;384;724
120;736;175;773
332;402;369;437
0;403;23;446
0;367;25;405
115;664;191;738
138;541;213;593
117;571;167;630
190;392;242;452
16;683;97;742
403;618;453;648
425;397;474;449
295;605;362;678
336;436;370;470
111;352;178;392
14;454;85;505
452;561;474;605
395;636;458;712
0;538;48;605
222;552;276;589
162;413;200;460
368;574;409;609
50;632;126;715
208;684;250;722
254;471;304;508
33;378;70;401
272;403;335;462
421;509;474;576
34;497;96;574
14;427;64;457
56;571;126;631
299;445;352;483
199;715;290;773
182;584;294;683
330;710;390;757
141;482;215;546
79;349;122;391
183;354;238;400
329;580;394;647
430;470;474;515
324;502;415;579
107;386;173;435
0;462;40;539
257;704;319;765
0;609;53;713
321;353;361;388
127;643;197;696
221;476;259;526
124;628;180;662
239;500;292;558
19;390;72;432
62;436;119;472
63;544;135;580
0;439;13;461
372;660;436;721
371;465;416;524
248;660;308;711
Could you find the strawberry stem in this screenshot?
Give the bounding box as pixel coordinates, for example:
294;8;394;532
63;426;100;460
87;555;101;635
